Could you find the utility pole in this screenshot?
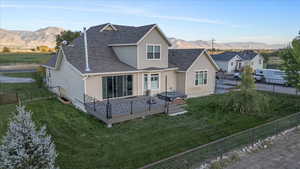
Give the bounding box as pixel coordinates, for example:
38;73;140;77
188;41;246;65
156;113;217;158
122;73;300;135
211;38;215;56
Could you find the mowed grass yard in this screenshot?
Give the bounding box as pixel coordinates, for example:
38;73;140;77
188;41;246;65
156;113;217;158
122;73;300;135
0;52;52;65
1;88;300;169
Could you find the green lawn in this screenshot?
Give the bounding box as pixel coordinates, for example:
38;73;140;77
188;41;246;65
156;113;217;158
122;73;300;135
0;52;52;65
1;92;299;169
0;72;52;101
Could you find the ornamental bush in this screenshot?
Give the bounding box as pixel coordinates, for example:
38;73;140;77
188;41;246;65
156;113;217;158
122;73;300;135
225;65;271;115
0;106;59;169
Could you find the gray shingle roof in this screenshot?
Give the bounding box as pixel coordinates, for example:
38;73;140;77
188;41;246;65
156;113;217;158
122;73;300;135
238;50;258;60
168;49;205;71
212;50;258;62
212;52;239;61
45;23;158;73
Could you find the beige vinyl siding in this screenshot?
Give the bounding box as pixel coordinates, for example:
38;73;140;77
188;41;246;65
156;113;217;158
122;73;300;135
176;72;186;94
161;70;177;93
48;56;85;109
85;70;177;100
137;28;169;69
85;73;139;101
136;70;177;96
185;52;217;97
112;46;138;68
85;76;102;100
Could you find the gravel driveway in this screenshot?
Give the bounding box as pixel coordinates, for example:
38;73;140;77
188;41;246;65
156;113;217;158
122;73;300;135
225;129;300;169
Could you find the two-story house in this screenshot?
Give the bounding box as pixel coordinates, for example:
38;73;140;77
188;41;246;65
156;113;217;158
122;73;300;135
43;23;219;110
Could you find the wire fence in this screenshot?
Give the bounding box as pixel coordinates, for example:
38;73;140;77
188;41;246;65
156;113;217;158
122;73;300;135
139;112;300;169
0;86;56;105
216;73;299;95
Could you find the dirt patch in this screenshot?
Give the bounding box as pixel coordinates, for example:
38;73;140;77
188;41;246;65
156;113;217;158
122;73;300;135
0;93;18;105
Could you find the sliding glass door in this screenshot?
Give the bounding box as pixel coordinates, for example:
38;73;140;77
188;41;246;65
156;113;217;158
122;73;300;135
102;75;133;99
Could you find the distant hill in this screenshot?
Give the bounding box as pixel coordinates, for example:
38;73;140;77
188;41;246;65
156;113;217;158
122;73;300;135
0;27;64;49
0;26;285;50
169;38;285;50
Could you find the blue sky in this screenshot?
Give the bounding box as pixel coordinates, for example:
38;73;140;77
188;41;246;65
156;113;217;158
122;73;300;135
0;0;299;44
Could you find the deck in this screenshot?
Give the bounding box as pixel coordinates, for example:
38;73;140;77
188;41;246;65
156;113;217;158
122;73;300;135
85;96;169;126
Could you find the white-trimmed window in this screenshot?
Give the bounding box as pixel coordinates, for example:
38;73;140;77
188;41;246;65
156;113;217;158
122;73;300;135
144;73;160;90
195;71;208;86
151;74;159;89
147;45;160;59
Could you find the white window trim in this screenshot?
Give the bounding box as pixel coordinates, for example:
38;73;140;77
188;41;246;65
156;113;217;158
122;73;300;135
143;73;161;91
194;69;208;87
146;44;161;60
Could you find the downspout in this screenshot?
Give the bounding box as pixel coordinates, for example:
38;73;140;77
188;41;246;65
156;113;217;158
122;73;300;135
83;27;91;72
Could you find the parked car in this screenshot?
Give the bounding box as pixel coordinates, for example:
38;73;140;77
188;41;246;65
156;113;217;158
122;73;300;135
233;72;263;81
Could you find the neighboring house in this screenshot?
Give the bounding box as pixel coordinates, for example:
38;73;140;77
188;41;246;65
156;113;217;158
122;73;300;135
212;52;242;73
238;50;264;71
212;50;264;73
43;23;219;110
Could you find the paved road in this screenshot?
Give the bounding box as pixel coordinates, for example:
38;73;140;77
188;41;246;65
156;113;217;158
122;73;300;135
216;79;299;95
0;75;35;83
225;129;300;169
0;69;36;73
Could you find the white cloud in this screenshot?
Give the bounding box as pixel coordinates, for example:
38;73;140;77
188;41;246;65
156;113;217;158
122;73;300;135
1;3;228;25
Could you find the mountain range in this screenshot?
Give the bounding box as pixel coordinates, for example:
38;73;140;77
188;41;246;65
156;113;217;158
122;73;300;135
0;27;285;50
0;27;64;49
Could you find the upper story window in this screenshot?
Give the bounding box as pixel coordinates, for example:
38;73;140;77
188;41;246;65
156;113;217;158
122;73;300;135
147;45;160;60
195;71;208;86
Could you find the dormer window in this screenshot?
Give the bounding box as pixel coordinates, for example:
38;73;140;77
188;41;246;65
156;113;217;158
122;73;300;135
147;44;160;60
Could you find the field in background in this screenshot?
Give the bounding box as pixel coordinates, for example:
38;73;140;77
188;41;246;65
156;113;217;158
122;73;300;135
0;52;53;65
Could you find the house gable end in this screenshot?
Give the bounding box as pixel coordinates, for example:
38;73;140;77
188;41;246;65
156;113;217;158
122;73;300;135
137;25;172;47
187;50;219;72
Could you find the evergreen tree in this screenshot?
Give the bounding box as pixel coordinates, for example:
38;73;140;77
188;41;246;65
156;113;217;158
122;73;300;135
0;106;59;169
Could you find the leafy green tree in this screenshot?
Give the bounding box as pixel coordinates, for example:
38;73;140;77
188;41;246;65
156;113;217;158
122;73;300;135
2;46;10;53
34;66;46;88
280;35;300;92
225;65;270;115
55;30;81;50
240;65;256;92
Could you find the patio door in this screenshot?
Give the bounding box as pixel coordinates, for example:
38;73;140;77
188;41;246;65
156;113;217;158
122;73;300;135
143;73;160;94
102;75;133;99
